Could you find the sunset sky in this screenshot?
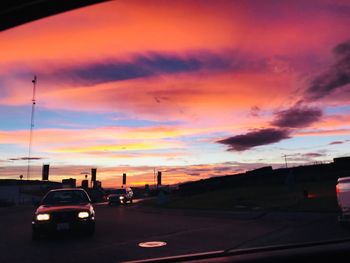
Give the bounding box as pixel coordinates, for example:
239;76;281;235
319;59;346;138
0;0;349;187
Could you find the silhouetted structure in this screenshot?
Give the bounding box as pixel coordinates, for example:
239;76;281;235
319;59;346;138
157;171;162;186
62;178;76;188
179;157;350;195
93;180;102;189
246;166;273;176
91;168;97;182
122;173;126;185
0;179;61;205
334;157;350;167
42;164;49;181
81;180;89;189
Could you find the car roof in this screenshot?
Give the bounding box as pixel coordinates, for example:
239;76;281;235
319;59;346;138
338;177;350;183
43;188;91;202
48;188;86;192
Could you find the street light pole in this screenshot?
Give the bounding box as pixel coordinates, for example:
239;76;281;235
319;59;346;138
283;154;288;168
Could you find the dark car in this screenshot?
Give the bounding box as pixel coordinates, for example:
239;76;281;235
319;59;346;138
32;188;95;240
107;187;133;205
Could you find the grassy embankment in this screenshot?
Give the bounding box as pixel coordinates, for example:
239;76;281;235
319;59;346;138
151;180;339;213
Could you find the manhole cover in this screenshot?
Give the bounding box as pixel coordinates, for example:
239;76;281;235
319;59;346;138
138;241;167;248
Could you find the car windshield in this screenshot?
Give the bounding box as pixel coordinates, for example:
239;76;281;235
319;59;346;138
110;189;127;195
42;190;90;205
1;0;350;262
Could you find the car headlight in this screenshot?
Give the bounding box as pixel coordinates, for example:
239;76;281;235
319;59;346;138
119;196;125;200
78;211;89;219
36;213;50;221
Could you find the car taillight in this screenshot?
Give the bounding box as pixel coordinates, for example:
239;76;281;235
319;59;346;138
336;184;340;195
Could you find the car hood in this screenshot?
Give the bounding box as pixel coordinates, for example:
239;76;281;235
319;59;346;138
36;203;91;214
109;194;125;198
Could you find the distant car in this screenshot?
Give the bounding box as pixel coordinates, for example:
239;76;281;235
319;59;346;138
108;187;133;205
32;188;95;240
336;177;350;222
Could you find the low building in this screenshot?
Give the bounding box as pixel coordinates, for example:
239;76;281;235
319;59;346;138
0;179;62;206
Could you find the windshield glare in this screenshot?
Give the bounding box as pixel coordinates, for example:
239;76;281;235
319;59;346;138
42;191;90;205
110;189;127;194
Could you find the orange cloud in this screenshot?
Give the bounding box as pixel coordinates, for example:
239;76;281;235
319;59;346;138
1;0;348;65
0;71;297;128
53;141;183;153
0;117;269;153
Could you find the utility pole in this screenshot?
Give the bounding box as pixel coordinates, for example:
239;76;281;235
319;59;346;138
153;168;156;188
27;76;37;180
282;154;288;168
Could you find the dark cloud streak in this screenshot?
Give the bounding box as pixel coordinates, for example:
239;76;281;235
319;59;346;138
8;157;44;161
217;128;290;151
329;140;348;145
29;50;286;87
48;52;234;86
306;40;350;100
302;152;325;158
271;106;322;128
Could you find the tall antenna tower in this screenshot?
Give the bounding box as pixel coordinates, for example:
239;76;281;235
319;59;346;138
27;76;37;180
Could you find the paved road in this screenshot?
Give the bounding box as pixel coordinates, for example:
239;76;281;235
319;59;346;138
0;203;349;263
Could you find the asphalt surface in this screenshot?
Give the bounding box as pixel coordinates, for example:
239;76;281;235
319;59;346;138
0;202;349;263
